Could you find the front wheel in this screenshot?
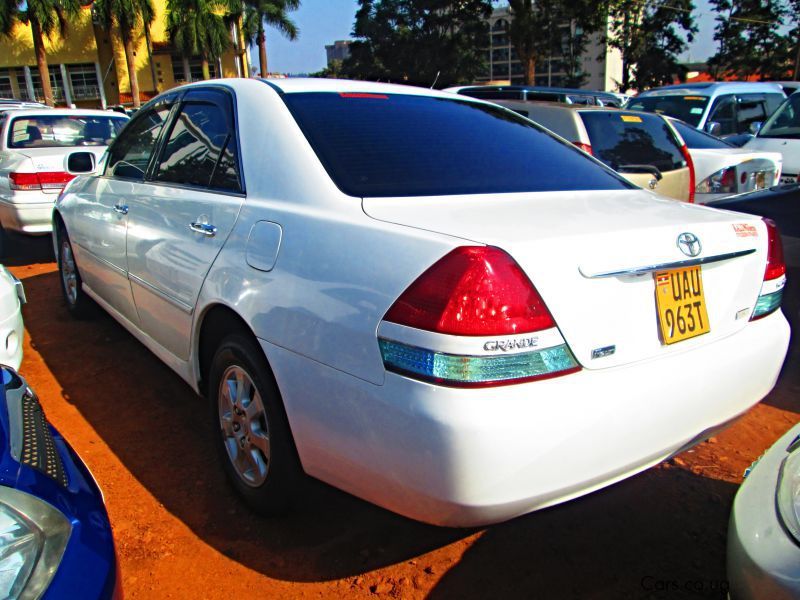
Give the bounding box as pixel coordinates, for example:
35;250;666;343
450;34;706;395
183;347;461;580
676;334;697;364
56;224;94;318
208;333;302;515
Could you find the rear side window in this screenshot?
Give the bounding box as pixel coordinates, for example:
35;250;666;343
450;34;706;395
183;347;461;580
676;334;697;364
669;119;733;149
282;93;632;197
154;102;241;192
106;103;172;180
626;95;709;127
580;111;686;173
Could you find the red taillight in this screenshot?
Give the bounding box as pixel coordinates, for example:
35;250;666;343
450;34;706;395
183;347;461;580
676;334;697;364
763;218;786;281
572;141;593;155
680;144;695;203
384;246;555;336
9;171;74;191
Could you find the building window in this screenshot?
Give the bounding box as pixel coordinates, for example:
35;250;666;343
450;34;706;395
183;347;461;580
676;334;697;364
0;70;13;98
170;56;218;83
17;66;62;102
68;63;100;100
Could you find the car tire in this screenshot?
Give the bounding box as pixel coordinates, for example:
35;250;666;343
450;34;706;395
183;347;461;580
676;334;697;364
56;224;94;318
208;333;302;515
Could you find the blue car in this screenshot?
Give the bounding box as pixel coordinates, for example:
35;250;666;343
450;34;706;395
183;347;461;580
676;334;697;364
0;366;119;599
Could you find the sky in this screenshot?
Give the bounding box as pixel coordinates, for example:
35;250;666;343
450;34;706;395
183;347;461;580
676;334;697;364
257;0;721;76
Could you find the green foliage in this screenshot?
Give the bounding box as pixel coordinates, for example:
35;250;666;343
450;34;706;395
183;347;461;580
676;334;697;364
507;0;605;86
242;0;299;44
166;0;238;66
342;0;492;88
93;0;155;39
0;0;80;41
709;0;791;80
606;0;696;92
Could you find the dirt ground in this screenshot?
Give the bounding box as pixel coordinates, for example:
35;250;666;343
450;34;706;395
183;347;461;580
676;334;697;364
6;234;799;600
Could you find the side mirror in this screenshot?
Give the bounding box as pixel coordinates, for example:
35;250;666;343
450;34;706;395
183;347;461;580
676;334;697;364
67;151;95;174
749;121;763;134
704;121;722;136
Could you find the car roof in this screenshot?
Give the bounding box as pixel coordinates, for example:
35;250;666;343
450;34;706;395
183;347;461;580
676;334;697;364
261;77;461;100
637;81;785;96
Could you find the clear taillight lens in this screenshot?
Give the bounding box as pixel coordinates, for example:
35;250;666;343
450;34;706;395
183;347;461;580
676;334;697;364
695;166;737;194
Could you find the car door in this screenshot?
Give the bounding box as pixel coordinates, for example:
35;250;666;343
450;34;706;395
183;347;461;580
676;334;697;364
125;87;244;360
69;98;176;326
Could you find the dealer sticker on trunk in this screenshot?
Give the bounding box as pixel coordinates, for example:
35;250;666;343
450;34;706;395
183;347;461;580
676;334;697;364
733;223;758;238
654;267;711;345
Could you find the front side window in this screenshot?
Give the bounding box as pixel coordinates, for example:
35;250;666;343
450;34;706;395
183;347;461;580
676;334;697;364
708;95;736;135
8;115;127;149
283;92;632;197
106;103;173;180
153;101;241;192
626;95;710;127
580;111;686;173
759;94;800;139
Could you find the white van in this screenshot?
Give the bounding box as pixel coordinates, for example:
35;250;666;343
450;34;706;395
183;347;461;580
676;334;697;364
746;92;800;183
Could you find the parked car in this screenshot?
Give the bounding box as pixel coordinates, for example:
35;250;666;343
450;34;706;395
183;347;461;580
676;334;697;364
0;264;24;370
667;118;782;203
745;92;800;185
489;100;694;201
0;109;128;246
708;183;800;238
54;78;790;527
448;85;623;106
0;365;120;598
626;82;785;138
727;421;800;600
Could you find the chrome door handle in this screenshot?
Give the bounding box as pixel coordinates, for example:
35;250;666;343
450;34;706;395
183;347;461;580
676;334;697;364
189;222;217;237
113;203;128;215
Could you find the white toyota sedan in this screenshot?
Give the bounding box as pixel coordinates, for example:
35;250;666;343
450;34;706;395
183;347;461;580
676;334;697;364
53;79;790;527
0;109;128;243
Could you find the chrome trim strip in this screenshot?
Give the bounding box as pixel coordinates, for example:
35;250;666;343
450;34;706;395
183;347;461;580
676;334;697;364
128;274;194;315
580;249;756;279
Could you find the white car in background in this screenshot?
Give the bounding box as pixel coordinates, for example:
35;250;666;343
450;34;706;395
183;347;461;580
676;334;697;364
746;92;800;184
0;109;128;248
53;78;790;527
728;421;800;600
0;265;24;370
668;118;782;203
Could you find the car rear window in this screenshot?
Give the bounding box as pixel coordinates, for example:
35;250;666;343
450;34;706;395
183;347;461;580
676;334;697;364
626;95;709;127
669;118;733;149
8;115;127;148
579;111;686;173
281;92;633;197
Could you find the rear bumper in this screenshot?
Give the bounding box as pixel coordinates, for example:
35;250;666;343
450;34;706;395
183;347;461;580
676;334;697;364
727;423;800;600
264;310;790;527
0;196;55;234
0;297;23;370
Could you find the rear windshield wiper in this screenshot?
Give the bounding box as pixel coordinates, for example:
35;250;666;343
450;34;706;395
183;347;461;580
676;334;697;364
616;164;663;180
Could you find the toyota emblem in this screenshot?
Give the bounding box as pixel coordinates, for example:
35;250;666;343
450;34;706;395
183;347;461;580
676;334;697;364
677;232;702;257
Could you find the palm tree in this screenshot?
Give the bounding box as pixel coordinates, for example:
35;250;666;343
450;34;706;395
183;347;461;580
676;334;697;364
93;0;155;108
242;0;299;77
166;0;239;81
0;0;80;106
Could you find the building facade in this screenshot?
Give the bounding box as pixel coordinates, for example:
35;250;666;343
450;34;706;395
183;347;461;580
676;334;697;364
477;7;623;91
0;1;249;108
325;40;351;67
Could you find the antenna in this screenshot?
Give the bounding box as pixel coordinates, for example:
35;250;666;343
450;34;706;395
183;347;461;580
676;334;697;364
431;71;441;89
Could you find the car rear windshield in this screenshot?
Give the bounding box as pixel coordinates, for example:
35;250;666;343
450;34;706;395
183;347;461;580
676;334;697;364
669;118;733;149
580;111;687;173
281;92;633;197
759;94;800;139
625;95;709;127
8;115;127;149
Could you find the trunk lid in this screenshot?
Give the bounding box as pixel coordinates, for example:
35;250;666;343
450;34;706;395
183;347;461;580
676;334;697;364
364;189;769;370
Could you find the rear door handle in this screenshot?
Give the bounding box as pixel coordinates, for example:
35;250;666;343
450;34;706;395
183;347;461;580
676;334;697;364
113;203;128;215
189;222;217;237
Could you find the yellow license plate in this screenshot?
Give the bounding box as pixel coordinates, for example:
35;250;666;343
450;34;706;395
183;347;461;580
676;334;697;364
654;267;710;345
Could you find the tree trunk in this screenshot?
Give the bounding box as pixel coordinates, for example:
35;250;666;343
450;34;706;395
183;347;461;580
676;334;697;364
524;55;535;85
144;24;158;94
258;25;268;77
182;56;191;82
122;30;141;108
201;54;210;80
30;17;54;106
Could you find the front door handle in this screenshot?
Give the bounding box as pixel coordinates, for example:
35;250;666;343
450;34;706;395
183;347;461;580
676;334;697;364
189;222;217;237
113;203;128;215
